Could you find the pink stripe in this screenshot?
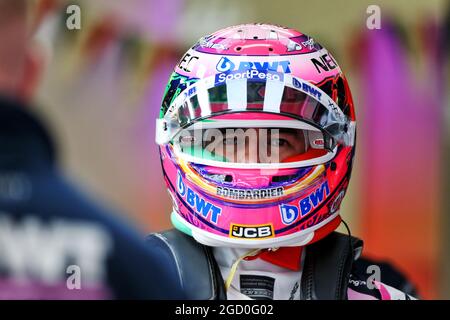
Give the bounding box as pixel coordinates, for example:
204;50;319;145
0;278;111;300
374;281;392;300
347;288;378;300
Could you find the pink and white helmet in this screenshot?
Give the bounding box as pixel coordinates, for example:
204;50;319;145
156;24;356;248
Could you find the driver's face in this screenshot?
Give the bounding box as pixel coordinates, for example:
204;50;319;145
204;128;307;163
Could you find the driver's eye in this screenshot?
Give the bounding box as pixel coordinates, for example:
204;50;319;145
271;138;288;147
223;136;236;145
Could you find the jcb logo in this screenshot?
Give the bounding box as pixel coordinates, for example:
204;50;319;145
230;224;274;239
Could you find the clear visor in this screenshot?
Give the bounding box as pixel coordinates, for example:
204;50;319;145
157;71;355;168
174;121;330;166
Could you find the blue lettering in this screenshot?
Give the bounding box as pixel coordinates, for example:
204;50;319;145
292;77;302;89
209;206;222;224
216;57;235;72
278;61;292;73
216;57;291;73
186;188;195;207
285;182;330;219
188;87;196;97
176;171;222;224
300;198;312;217
238;61;253;71
253;61;269;71
302;83;322;100
267;61;278;71
195;194;212;218
309;182;330;207
177;171;186;196
280;204;299;225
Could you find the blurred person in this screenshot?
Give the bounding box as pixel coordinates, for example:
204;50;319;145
147;24;417;300
0;0;184;299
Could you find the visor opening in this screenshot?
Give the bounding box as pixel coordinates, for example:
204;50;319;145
271;174;298;184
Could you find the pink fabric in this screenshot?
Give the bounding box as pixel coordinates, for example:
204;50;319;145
347;288;378;300
375;281;392;300
0;278;110;300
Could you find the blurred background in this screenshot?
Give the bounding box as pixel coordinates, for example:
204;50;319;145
22;0;449;299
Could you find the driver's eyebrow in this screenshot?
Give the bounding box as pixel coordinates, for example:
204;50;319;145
276;128;302;137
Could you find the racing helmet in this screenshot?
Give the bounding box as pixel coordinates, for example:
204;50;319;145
156;24;356;248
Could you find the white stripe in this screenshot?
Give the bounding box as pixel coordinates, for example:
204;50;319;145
226;78;247;110
263;77;285;113
196;82;211;117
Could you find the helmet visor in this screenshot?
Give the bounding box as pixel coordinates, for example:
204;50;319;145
157;71;355;167
173;120;332;167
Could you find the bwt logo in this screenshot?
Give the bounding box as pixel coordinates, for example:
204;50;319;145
366;5;381;30
216;57;291;74
66;5;81;30
279;181;330;225
177;171;222;224
292;78;322;100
